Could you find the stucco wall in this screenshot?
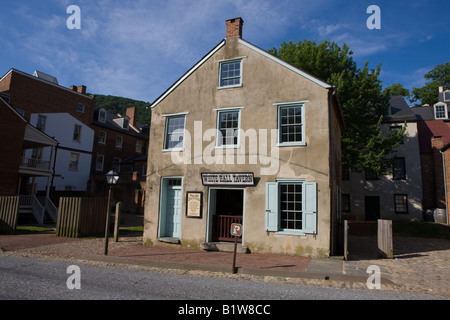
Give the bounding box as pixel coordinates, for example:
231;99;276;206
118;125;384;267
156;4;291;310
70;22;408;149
144;37;339;257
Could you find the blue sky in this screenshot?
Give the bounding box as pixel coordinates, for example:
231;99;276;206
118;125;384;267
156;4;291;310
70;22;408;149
1;0;449;103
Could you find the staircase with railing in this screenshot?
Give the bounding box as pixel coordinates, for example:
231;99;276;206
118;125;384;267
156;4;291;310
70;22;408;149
19;195;58;225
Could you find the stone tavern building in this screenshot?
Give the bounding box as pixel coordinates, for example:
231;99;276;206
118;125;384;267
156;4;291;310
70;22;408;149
143;18;344;257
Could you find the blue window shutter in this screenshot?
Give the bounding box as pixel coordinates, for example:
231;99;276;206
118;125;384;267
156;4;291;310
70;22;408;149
265;182;278;232
303;182;317;234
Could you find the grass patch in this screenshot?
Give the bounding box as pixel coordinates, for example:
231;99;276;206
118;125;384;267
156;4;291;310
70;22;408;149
393;221;450;240
119;226;143;235
15;225;55;235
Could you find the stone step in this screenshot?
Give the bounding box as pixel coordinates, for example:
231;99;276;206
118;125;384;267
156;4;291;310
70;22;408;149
201;242;249;254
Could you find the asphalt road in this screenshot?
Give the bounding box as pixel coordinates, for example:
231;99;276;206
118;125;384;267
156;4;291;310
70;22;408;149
0;255;436;304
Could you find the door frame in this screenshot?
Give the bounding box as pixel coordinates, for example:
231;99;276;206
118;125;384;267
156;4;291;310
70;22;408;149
158;176;183;239
206;187;246;243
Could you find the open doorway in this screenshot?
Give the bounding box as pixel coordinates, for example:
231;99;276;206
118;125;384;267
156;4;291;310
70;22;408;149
208;188;244;243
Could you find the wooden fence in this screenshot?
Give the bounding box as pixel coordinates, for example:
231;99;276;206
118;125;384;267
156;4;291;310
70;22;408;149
56;197;108;238
0;196;19;234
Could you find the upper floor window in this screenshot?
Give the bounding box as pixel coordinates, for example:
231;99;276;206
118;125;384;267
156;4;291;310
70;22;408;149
69;153;79;171
136;140;143;153
389;125;404;144
219;59;242;88
434;103;448;120
99;131;106;144
123;118;129;129
444;91;450;102
216;108;241;148
164;115;186;151
98;109;106;123
116;135;123;149
36;115;47;132
393;157;406;180
277;103;305;146
77;103;85;113
73;125;82;142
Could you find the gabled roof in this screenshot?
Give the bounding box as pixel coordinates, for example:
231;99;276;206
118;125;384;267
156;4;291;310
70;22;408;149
149;37;333;109
383;95;416;123
92;108;148;140
417;120;450;153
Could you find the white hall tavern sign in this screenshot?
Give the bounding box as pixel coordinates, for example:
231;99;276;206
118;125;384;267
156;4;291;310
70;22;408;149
201;172;255;186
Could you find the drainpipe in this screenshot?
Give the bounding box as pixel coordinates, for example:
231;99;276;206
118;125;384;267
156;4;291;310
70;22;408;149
439;150;449;230
328;89;335;256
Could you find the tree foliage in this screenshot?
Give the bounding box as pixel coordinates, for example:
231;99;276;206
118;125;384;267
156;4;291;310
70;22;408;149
411;62;450;105
269;39;404;173
383;83;410;99
93;94;151;125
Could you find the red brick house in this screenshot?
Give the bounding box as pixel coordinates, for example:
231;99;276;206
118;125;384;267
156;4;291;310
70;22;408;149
89;106;149;213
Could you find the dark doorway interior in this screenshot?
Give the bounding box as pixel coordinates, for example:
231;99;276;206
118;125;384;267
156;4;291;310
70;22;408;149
215;189;243;216
365;196;380;221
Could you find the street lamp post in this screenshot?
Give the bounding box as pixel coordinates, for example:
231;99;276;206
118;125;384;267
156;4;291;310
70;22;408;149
105;170;119;255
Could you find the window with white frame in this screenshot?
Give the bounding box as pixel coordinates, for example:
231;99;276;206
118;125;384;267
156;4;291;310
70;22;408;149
265;180;317;235
216;109;240;147
99;131;106;144
96;154;104;171
444;91;450;102
219;59;242;88
434;103;448;119
69;153;79;171
116;135;123;149
76;103;85;113
278;104;305;146
164;115;186;150
98;109;106;123
394;194;408;213
73;124;82;142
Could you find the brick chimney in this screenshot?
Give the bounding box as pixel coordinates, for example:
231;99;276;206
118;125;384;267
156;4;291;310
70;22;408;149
226;17;244;39
77;85;87;94
126;107;138;126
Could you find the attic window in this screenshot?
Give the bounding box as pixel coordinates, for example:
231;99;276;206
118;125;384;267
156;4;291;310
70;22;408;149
219;59;242;88
123;118;129;129
444;91;450;102
98;110;106;123
434;103;448;120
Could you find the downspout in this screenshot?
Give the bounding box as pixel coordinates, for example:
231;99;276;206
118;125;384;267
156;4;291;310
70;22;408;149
328;89;335;256
439;150;449;230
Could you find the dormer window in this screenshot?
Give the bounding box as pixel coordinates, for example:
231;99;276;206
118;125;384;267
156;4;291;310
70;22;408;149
434;103;448;120
123;117;129;129
98;109;106;123
444;91;450;102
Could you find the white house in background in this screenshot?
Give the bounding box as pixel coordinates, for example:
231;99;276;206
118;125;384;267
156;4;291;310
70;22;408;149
29;113;94;192
342;95;423;221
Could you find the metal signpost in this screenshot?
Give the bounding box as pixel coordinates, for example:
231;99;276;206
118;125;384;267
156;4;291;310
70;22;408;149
230;223;243;274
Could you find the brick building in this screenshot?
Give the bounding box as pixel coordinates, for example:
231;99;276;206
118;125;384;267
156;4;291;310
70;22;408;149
89;106;149;213
412;86;450;224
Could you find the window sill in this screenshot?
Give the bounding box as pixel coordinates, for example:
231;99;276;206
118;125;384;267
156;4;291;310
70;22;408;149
275;230;307;236
215;145;239;149
217;84;243;90
276;142;307;147
162;148;184;153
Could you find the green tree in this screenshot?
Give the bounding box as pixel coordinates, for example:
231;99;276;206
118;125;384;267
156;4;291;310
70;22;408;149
269;39;404;173
411;63;450;105
383;83;410;99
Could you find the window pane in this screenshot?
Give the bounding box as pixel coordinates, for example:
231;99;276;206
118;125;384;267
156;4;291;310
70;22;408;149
220;60;242;87
217;111;239;146
279;106;303;144
165;116;185;149
279;183;303;231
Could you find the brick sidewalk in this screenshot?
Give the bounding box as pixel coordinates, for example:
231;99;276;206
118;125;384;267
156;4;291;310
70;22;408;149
110;245;311;272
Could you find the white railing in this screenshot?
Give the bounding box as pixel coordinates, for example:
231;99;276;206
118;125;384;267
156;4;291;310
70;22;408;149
45;199;58;223
20;157;51;171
